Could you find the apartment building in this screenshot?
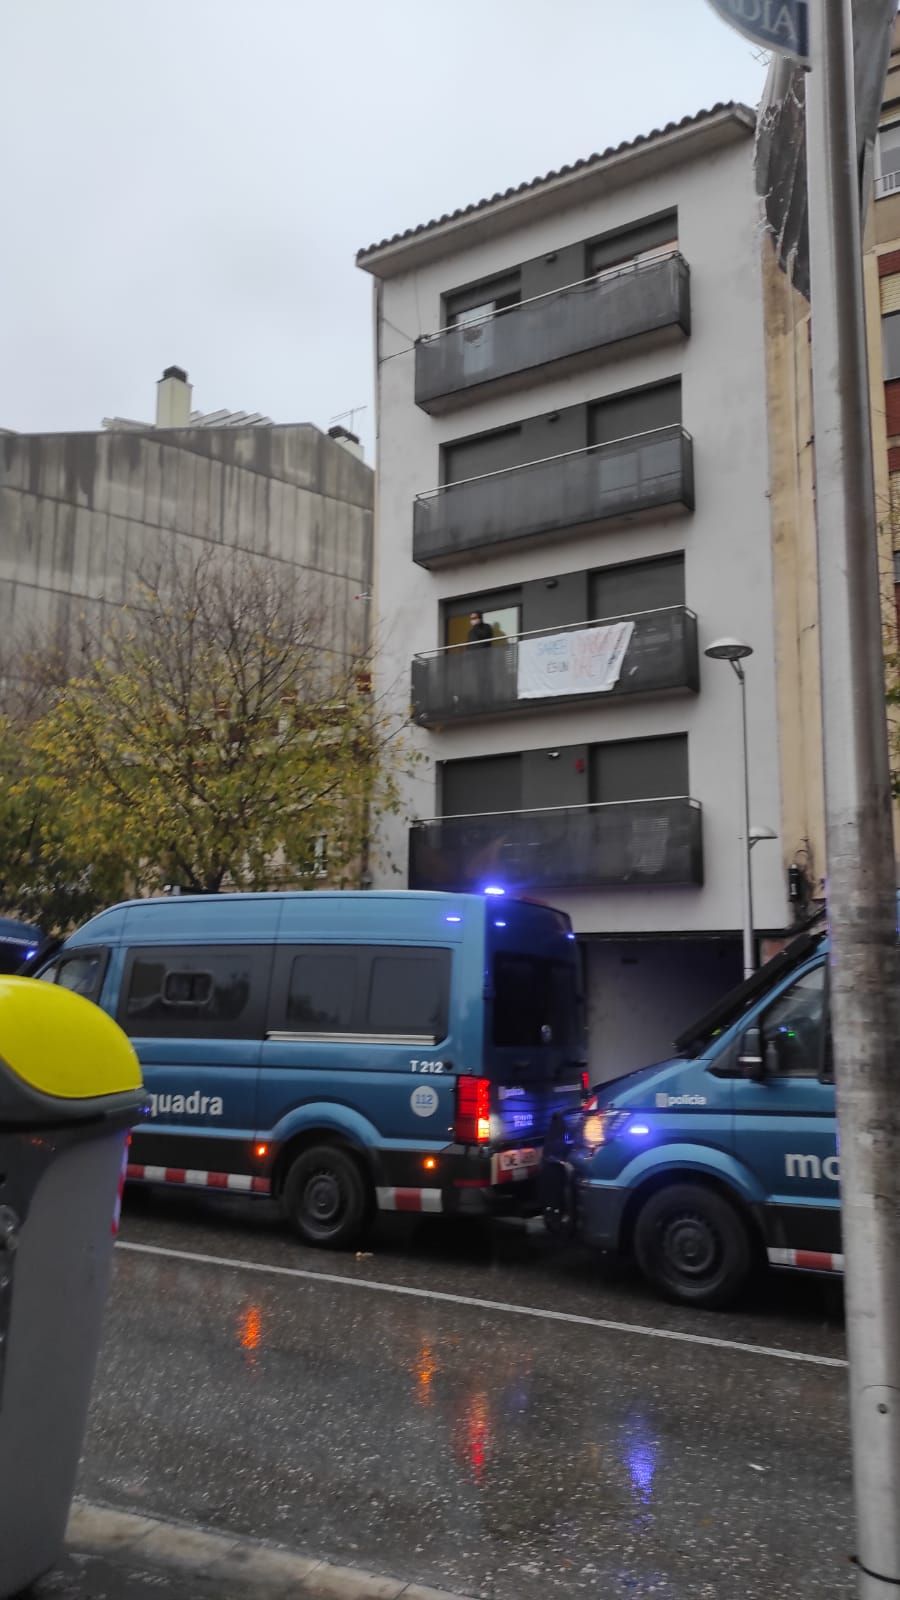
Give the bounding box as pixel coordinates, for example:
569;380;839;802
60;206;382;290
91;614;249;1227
358;104;791;1075
0;366;372;673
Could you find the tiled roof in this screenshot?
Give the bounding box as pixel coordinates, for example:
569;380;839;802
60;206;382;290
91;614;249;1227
356;102;754;262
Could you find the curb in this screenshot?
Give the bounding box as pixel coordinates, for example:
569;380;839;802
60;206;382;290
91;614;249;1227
67;1500;472;1600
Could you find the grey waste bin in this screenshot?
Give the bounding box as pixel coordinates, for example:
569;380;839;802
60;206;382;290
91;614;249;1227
0;976;144;1598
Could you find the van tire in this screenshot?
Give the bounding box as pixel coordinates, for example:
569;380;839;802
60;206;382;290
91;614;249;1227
633;1182;753;1309
283;1145;368;1249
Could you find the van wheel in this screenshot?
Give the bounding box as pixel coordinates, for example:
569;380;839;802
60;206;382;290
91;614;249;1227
283;1146;368;1249
633;1183;752;1309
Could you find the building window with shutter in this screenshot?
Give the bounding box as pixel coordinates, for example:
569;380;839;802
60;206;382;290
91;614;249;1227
883;311;900;382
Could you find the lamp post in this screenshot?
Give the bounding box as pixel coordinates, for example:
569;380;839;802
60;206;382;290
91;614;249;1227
705;637;756;980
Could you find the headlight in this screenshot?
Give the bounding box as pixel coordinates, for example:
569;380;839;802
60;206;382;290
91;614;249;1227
582;1112;606;1147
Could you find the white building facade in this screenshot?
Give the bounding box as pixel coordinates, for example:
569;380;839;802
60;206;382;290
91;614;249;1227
358;104;790;1077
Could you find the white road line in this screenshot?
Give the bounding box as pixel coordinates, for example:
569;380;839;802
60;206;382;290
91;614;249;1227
116;1239;847;1371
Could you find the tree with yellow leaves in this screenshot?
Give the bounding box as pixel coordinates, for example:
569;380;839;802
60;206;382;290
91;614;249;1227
6;551;405;925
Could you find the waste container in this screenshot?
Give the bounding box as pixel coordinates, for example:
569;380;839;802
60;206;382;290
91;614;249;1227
0;976;144;1598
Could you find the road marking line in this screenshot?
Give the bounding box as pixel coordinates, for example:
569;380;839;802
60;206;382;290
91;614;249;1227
116;1239;847;1370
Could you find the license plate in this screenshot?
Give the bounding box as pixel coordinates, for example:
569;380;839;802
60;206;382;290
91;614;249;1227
492;1147;540;1184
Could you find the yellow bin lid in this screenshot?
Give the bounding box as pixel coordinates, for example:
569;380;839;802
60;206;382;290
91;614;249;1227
0;976;142;1104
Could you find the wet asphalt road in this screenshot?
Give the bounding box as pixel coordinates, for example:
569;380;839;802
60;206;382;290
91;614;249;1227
78;1188;852;1599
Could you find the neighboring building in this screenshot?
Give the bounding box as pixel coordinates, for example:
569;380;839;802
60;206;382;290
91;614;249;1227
358;104;791;1076
866;14;900;677
762;13;900;910
0;367;373;671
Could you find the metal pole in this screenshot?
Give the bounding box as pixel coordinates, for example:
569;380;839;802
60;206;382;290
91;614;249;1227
735;660;755;979
806;2;900;1593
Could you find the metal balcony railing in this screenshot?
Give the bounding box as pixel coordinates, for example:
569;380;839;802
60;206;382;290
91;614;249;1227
411;606;699;727
412;425;694;568
409;797;704;892
414;252;691;413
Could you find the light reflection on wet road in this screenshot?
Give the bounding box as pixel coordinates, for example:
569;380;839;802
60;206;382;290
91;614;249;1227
78;1191;852;1599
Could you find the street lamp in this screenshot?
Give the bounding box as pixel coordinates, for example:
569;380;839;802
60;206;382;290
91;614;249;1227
704;637;757;980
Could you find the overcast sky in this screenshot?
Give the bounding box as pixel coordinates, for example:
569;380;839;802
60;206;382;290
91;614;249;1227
2;1;765;458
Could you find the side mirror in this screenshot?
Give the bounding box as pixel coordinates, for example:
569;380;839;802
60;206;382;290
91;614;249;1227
738;1025;766;1081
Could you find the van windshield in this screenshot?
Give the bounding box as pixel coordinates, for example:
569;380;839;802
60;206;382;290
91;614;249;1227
492;953;583;1047
674;926;826;1057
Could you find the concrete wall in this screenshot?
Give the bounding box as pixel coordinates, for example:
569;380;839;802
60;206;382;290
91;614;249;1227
368;124;790;937
585;936;743;1081
0;424;373;664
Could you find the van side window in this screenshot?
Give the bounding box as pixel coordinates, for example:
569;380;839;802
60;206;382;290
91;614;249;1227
288;950;357;1032
368;950;450;1040
760;966;825;1078
120;946;270;1039
39;951;106;1001
270;945;452;1041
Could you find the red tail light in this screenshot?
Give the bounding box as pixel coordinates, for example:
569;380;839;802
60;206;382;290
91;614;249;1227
455;1075;491;1143
581;1071;590;1097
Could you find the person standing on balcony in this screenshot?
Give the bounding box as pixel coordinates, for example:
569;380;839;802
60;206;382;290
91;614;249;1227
467;611;494;647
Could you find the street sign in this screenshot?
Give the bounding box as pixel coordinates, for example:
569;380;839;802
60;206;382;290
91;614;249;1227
705;0;810;65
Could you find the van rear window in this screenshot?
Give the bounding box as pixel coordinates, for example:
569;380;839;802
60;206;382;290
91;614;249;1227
492;954;582;1047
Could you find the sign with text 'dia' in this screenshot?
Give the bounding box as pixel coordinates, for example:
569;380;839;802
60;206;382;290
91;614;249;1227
705;0;809;65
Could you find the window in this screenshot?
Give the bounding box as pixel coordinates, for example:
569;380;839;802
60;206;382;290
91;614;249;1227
877;122;900;193
444;271;521;327
39;951;106;1001
367;950;450;1040
588;380;681;447
590;734;689;804
443;588;522;651
271;945;451;1041
441;753;522;817
492;954;582;1047
120;946;268;1039
590;554;685;620
286;949;357;1032
884;311;900;381
761;965;825;1078
588;211;678;275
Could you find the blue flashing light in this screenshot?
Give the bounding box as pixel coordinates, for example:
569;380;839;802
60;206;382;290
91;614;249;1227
483;884;506;896
24;947;37;960
627;1123;651;1137
445;914;462;923
494;919;507;928
566;932;576;941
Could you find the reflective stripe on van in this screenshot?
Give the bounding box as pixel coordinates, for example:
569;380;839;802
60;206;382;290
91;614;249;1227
127;1163;271;1196
768;1247;844;1273
376;1186;443;1213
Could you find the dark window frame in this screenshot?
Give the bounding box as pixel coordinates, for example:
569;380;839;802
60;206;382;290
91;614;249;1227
443;270;522;327
589;732;690;804
267;944;453;1045
38;946;109;1003
118;944;271;1040
884;310;900;381
759;964;827;1080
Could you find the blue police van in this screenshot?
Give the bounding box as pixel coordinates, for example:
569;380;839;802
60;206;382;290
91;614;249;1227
34;890;587;1245
543;916;848;1308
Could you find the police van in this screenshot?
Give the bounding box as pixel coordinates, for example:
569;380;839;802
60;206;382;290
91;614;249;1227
33;890;587;1245
543;916;850;1308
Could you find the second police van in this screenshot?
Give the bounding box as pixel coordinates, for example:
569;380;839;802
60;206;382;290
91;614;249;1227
543;913;853;1308
35;889;588;1244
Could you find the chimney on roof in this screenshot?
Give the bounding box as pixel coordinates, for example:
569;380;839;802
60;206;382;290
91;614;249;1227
327;423;364;462
156;366;192;428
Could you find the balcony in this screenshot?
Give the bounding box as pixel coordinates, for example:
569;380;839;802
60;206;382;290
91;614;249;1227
409;797;704;893
413;425;694;568
412;607;699;728
415;252;691;414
